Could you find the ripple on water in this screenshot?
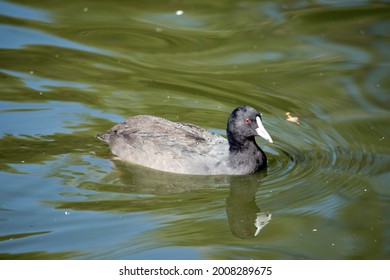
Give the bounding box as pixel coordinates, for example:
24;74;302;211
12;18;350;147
76;23;221;55
261;112;377;212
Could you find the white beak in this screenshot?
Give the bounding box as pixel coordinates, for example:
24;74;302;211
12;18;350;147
255;116;273;143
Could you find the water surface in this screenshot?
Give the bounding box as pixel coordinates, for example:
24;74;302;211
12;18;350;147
0;0;389;259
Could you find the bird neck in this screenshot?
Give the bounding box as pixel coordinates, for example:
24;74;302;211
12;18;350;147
227;133;267;173
227;129;255;151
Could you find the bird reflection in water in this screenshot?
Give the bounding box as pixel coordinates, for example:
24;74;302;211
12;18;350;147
226;173;271;239
106;160;272;239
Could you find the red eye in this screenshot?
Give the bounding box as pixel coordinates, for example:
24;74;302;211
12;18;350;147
245;118;251;124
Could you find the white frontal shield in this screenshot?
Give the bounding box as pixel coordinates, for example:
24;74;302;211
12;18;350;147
255;116;273;143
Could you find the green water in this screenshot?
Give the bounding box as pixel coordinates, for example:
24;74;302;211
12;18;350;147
0;0;389;259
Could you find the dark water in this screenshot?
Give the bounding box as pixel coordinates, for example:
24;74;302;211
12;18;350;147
0;0;389;259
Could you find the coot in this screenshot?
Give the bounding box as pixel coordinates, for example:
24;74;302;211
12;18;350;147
97;106;273;175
